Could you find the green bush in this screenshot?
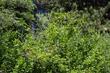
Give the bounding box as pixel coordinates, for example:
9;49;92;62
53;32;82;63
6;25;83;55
0;0;110;72
8;12;109;73
0;0;34;12
33;12;107;73
0;0;35;72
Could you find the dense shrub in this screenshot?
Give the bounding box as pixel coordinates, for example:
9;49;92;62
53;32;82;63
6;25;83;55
31;12;109;73
0;0;110;73
0;0;34;11
38;0;109;11
0;0;35;72
3;12;108;73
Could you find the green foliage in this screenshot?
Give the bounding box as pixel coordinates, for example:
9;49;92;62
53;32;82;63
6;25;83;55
3;12;108;73
30;12;107;73
0;0;34;11
39;0;109;12
0;0;35;73
0;0;110;73
0;15;34;73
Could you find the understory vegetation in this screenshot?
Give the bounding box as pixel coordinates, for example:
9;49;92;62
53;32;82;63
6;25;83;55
0;0;110;73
